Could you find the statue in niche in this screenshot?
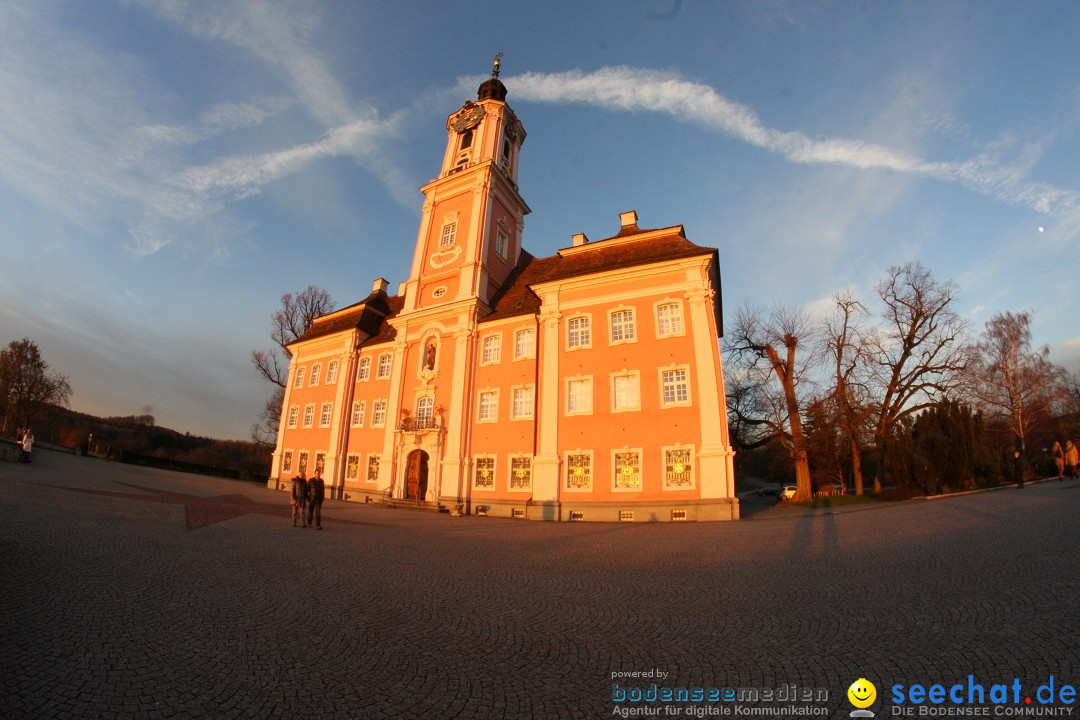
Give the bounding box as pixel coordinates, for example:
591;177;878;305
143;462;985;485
424;339;437;371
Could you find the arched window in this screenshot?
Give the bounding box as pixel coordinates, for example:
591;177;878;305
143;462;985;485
459;130;473;150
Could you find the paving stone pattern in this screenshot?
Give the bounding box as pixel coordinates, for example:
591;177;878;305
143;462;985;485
1;451;1077;719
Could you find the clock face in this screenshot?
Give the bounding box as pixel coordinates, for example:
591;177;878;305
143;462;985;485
451;105;485;132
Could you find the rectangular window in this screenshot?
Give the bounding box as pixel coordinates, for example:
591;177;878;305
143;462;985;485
351;401;365;427
346;454;360;480
315;453;325;475
415;397;435;428
478;391;498;422
357;357;371;381
298;452;309;475
474;457;495;489
287;406;299;429
440;222;457;247
481;335;501;364
661;368;690;406
282;451;293;473
567;316;590;349
612;373;640;412
377;353;392;379
303;404;315;428
495;229;508;259
614;451;642;490
366;455;380;483
566;454;592;491
514;328;535;360
664;448;694;489
372;401;387;427
293;367;306;388
326;361;339;384
610;309;636;343
567;378;592;415
319;402;333;427
510;457;532;491
309;364;322;386
656;303;684;337
512;386;533;419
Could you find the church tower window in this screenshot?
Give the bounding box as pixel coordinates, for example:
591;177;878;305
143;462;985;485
440;222;457;247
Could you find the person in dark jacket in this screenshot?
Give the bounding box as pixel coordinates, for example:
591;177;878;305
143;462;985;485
291;471;308;527
1012;449;1024;489
307;469;326;530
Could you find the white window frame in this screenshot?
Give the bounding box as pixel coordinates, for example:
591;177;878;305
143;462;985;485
319;402;333;427
372;400;387;427
564;450;594;492
662;445;696;491
659;365;692;408
366;454;380;483
287;406;299;429
610;370;641;413
566;313;592;351
495;228;508;260
297;451;309;476
345;453;361;481
609;307;637;345
415;396;435;426
282;450;293;474
513;327;536;360
480;333;502;365
440;222;457;248
511;385;534;420
309;363;322;386
376;353;392;379
326;361;339;384
293;367;306;388
508;455;532;492
473;455;496;491
612;448;644;492
477;389;499;423
351;401;365;427
302;404;315;428
654;300;686;339
565;376;593;416
357;357;371;382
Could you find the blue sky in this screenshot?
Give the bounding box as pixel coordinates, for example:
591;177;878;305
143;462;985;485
1;1;1077;441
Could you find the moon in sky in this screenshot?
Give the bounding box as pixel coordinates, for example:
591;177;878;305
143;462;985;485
1038;226;1045;232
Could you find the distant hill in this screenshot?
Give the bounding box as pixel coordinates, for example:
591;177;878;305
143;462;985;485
18;405;271;480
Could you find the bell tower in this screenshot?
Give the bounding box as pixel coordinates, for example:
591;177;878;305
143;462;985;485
401;55;530;314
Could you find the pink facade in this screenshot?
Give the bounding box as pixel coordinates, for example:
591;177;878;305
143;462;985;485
269;64;737;521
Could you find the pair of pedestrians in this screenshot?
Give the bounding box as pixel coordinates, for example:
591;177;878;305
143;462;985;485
290;469;326;530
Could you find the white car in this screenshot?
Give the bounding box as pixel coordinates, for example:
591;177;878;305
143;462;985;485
780;485;797;500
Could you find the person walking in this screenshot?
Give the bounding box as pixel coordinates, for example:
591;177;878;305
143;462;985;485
291;470;308;528
1065;440;1079;479
1012;448;1024;489
307;469;325;530
1052;441;1065;480
19;429;34;463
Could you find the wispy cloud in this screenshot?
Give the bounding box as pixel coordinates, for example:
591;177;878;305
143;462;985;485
503;66;1080;217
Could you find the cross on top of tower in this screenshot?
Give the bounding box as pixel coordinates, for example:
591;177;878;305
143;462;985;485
493;52;503;78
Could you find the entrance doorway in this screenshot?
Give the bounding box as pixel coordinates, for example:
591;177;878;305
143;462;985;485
405;449;429;501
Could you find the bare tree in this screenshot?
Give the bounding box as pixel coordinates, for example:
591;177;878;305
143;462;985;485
820;291;872;495
725;303;817;501
251;286;334;444
967;310;1067;454
0;338;73;433
867;262;969;484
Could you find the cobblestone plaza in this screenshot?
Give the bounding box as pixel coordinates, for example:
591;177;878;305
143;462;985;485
2;450;1077;719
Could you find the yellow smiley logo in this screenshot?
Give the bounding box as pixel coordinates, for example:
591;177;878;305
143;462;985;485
847;678;877;709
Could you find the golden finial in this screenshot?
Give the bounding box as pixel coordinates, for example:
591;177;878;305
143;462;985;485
493;52;503;78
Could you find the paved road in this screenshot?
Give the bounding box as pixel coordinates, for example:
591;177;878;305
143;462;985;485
2;450;1077;719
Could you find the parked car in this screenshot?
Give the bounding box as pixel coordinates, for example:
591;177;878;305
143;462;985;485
780;485;797;500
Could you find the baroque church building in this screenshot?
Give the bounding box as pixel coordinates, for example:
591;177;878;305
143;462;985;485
269;61;738;521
